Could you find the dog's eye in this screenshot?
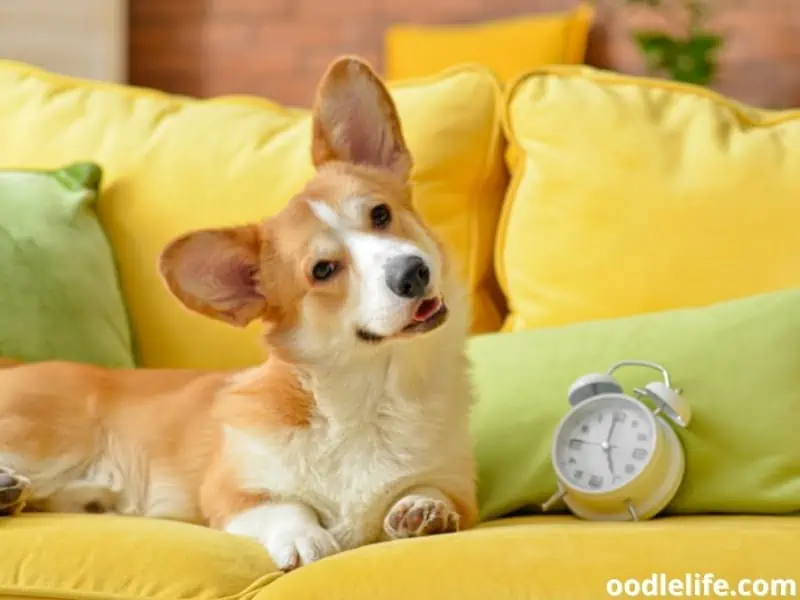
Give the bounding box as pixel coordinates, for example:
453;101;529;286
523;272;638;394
311;260;339;282
370;204;392;229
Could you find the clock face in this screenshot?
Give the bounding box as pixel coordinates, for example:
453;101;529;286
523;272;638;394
554;395;656;493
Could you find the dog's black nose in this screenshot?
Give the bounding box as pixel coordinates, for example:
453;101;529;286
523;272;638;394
386;255;430;298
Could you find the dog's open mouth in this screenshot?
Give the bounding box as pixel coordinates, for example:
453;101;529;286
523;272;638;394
356;297;449;343
402;296;448;334
412;297;442;323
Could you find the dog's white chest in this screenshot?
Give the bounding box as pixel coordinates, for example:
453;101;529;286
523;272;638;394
224;369;440;549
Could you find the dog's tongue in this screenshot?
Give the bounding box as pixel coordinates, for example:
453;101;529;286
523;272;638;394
413;297;442;322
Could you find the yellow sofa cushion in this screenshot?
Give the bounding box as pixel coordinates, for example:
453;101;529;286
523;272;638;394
0;514;279;600
0;61;507;368
255;516;799;599
385;4;593;83
4;514;795;600
498;66;800;332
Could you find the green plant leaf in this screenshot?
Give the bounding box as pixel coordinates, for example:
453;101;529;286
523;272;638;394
671;35;721;85
672;56;712;85
634;32;680;73
629;1;723;86
686;33;723;53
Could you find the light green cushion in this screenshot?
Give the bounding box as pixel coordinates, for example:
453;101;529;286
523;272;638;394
0;162;135;367
469;288;800;521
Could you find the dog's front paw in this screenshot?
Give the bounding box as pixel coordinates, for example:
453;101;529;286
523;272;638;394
384;494;460;540
264;524;341;572
0;467;29;516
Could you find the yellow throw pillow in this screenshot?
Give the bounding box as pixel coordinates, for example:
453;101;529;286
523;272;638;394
385;3;593;83
498;65;800;332
0;61;507;368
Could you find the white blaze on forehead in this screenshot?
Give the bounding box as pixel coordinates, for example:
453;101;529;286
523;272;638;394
309;200;344;230
309;197;366;230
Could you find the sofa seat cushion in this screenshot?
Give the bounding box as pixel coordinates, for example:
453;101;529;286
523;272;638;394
1;514;797;599
255;515;799;600
0;514;279;600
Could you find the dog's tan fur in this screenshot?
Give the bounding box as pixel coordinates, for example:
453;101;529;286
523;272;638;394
0;57;477;570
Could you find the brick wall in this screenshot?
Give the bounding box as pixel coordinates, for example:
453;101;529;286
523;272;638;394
130;0;800;109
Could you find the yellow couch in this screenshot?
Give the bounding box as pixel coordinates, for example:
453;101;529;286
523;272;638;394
1;60;799;599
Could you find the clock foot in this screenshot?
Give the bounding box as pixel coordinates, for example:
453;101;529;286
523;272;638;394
625;500;639;521
541;488;566;512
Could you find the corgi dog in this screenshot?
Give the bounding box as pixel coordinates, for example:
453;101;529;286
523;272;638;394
0;56;477;571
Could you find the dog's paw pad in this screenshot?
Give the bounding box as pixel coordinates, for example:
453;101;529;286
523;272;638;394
384;495;460;539
0;468;29;516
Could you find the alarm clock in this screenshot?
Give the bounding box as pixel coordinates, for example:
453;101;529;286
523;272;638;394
542;360;692;521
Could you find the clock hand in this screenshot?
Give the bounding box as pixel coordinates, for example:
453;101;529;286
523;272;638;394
570;438;599;446
602;416;618;475
569;438;619;449
605;415;618;446
605;446;615;475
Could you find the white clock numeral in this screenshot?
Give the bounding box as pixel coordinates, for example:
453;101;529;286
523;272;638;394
625;464;636;474
574;469;584;480
637;432;648;442
613;410;626;423
632;448;648;460
581;424;590;433
568;439;582;450
631;420;640;428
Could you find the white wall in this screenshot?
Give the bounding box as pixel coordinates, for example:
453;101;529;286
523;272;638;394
0;0;126;82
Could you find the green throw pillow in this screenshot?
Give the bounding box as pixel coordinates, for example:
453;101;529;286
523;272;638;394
0;162;135;367
469;288;800;521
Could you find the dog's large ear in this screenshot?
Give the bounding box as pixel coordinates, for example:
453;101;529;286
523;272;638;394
311;56;411;180
159;225;267;327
